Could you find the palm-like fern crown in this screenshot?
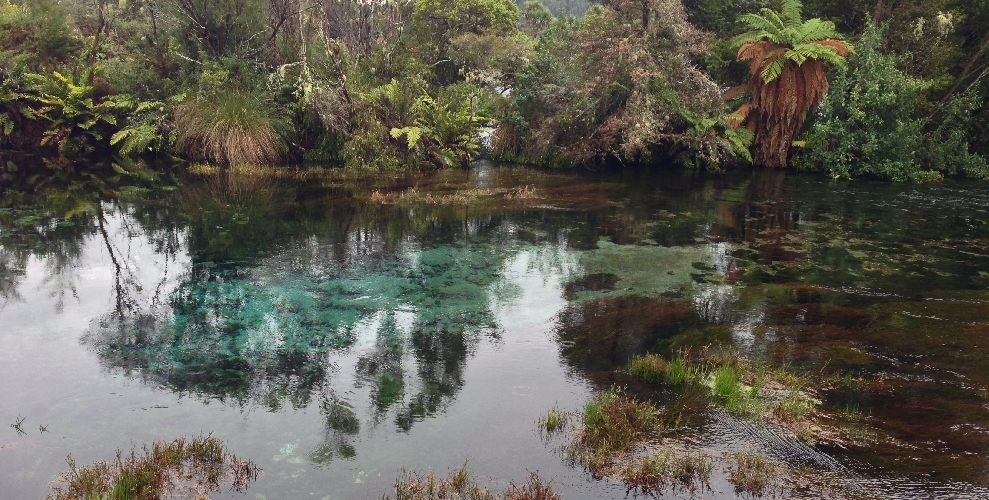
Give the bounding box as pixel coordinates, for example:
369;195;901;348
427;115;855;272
735;0;851;83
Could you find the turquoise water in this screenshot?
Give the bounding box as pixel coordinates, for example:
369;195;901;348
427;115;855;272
2;164;989;498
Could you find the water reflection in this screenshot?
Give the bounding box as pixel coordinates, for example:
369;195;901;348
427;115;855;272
3;166;989;498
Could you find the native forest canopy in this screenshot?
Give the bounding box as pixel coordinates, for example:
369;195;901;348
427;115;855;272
0;0;987;183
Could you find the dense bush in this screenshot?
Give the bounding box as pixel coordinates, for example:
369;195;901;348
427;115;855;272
801;24;987;181
0;0;987;182
494;0;750;169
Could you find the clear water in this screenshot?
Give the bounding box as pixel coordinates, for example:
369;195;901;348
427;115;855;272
2;163;989;499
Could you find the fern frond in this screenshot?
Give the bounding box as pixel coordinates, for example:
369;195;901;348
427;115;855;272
761;50;788;83
780;0;804;29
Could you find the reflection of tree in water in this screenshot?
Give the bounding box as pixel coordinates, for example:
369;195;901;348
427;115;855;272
86;191;522;462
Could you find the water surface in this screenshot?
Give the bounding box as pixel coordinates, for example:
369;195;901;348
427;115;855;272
2;164;989;499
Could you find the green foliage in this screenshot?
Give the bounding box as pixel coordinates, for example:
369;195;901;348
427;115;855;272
496;0;745;169
346;78;487;170
31;71;124;157
919;92;989;179
735;0;850;84
665;356;695;385
581;386;657;452
802;24;987;181
414;0;522;84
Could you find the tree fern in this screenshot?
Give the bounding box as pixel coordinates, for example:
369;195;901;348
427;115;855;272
729;0;851;168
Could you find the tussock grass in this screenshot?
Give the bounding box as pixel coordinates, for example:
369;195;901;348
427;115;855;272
628;354;669;383
175;90;289;166
46;435;261;500
665;356;696;385
726;449;780;497
578;387;657;453
505;472;562;500
392;465;496;500
712;364;744;399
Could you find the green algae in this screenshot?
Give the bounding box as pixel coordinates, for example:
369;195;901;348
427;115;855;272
567;239;709;302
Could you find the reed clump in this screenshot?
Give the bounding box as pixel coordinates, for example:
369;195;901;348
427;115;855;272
725;449;781;496
175;90;289;166
46;435;261;500
386;466;561;500
578;387;657;454
620;448;713;493
538;406;569;435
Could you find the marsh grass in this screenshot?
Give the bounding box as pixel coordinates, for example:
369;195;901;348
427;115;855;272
175;90;289;166
665;356;696;385
712;364;743;399
538;406;569;435
578;387;658;453
391;465;496;500
620;448;714;493
725;449;780;497
46;435;261;500
505;472;562;500
628;354;669;383
387;466;561;500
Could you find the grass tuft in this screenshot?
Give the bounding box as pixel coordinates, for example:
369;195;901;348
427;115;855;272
538;406;569;435
175;90;289;166
726;449;780;497
665;356;695;385
46;435;261;500
387;466;561;500
505;472;562;500
628;354;669;383
621;448;713;492
579;387;657;453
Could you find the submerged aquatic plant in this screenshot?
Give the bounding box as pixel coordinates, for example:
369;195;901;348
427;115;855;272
46;435;261;500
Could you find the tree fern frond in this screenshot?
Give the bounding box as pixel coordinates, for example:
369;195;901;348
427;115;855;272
809;39;852;57
760;9;786;32
780;0;804;29
761;56;787;83
738;13;782;36
792;43;849;68
794;19;842;44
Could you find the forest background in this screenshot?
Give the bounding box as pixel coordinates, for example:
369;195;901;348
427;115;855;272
1;0;987;185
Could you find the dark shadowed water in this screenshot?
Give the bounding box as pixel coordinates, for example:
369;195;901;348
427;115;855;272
2;163;989;499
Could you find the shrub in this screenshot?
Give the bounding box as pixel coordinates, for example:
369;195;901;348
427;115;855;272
801;23;928;181
175;90;290;165
802;22;987;181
